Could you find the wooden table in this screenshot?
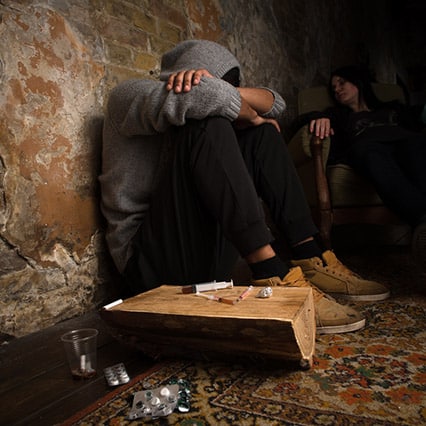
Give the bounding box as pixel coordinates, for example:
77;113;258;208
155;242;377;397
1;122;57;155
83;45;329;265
101;285;316;368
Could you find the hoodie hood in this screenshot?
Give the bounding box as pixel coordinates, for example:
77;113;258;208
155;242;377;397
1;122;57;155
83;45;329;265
159;40;241;81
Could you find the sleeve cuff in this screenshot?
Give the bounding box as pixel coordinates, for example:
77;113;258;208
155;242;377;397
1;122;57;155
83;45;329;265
260;87;287;118
225;90;242;121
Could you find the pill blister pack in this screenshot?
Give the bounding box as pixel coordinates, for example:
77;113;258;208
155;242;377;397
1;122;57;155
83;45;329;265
128;384;180;419
103;363;130;386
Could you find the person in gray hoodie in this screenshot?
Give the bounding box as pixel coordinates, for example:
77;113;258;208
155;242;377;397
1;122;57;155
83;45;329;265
100;40;389;334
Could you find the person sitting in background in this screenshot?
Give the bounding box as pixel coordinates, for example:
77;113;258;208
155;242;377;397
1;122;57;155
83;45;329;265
305;65;426;270
100;40;390;335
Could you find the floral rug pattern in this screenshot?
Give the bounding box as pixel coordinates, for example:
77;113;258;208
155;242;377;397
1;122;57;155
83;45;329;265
63;249;426;426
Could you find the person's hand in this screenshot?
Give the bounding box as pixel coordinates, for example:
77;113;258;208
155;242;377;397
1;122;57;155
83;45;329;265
309;118;334;139
236;96;281;132
254;116;281;132
235;115;281;133
166;69;213;93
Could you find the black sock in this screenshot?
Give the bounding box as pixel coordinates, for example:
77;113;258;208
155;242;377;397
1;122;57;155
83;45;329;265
249;256;289;280
291;239;323;260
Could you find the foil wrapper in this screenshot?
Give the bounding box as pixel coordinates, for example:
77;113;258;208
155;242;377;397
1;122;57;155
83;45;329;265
256;286;273;298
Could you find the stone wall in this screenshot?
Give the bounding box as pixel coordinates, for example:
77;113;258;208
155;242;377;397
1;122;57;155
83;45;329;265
0;0;406;337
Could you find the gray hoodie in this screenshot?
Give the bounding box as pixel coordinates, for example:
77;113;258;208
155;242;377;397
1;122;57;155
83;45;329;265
100;40;286;273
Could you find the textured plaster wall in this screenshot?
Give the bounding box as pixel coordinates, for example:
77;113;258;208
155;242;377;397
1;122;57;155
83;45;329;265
0;0;399;337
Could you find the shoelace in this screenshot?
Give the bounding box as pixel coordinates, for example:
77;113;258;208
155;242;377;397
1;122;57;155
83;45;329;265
275;272;331;303
253;269;336;303
289;275;326;302
315;258;362;279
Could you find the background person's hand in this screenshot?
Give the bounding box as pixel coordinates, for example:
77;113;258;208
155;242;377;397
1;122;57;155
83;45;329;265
166;69;213;93
309;118;334;139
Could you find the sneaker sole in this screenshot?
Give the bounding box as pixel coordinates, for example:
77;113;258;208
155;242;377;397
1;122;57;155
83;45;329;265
328;291;390;302
317;318;366;334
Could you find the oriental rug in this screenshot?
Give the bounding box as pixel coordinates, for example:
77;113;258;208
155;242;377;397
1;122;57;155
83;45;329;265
62;248;426;426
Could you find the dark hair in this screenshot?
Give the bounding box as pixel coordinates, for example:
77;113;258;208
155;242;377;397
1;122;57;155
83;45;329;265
329;65;382;109
222;67;240;87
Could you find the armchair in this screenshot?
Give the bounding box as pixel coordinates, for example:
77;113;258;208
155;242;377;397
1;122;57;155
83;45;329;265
288;83;406;249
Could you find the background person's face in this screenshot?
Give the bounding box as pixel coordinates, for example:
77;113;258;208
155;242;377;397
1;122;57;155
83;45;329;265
331;75;360;107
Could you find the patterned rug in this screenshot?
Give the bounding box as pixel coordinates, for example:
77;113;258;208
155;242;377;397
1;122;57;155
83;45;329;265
63;248;426;425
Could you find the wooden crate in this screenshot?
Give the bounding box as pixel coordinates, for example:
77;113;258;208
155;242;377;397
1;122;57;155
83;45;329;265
100;285;315;368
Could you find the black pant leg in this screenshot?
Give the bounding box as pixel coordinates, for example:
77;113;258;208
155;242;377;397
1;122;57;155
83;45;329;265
236;123;318;245
396;133;426;196
125;117;273;294
347;137;426;225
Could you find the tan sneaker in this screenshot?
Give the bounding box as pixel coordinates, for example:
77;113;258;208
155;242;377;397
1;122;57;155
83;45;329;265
252;266;365;334
291;250;390;301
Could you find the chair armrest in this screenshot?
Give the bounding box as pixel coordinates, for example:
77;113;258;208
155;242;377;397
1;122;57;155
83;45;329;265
310;135;332;248
288;124;333;248
310;136;331;209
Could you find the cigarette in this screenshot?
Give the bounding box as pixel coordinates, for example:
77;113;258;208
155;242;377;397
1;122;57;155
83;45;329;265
103;299;123;310
195;292;235;305
235;285;253;303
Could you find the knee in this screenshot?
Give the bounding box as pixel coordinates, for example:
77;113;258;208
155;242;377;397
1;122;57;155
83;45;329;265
236;123;283;152
181;117;238;162
243;122;281;140
187;117;235;144
200;116;234;133
262;122;282;137
174;117;234;149
181;116;228;132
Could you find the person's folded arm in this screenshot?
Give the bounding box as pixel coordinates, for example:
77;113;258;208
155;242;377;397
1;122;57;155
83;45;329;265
236;96;282;132
106;77;241;137
164;70;286;119
163;69;286;126
237;87;286;118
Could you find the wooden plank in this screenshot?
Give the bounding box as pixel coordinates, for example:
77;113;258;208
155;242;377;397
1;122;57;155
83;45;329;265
3;347;153;426
0;311;155;426
101;286;316;367
0;311;111;393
